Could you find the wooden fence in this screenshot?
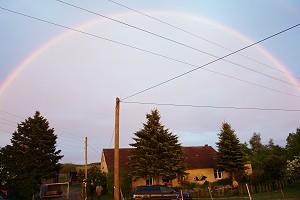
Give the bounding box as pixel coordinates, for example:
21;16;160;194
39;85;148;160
190;178;300;198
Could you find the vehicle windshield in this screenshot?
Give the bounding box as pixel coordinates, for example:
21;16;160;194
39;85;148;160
160;186;174;193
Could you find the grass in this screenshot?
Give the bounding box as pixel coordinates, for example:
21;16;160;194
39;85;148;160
200;182;300;200
70;182;300;200
249;182;300;199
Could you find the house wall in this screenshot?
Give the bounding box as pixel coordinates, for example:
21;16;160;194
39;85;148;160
130;164;251;188
132;176;180;188
132;178;147;188
100;153;108;174
245;162;252;175
130;168;231;189
186;168;215;183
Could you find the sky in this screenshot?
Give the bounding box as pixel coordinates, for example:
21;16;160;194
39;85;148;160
0;0;300;164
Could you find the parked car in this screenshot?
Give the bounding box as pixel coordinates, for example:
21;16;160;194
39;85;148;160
133;185;192;200
0;190;17;200
0;191;7;199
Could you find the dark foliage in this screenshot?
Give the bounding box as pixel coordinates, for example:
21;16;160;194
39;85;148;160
129;109;186;182
0;111;63;200
286;128;300;160
215;122;246;182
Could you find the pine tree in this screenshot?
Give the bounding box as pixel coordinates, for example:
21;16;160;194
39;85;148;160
0;111;63;199
215;122;246;182
129;109;186;184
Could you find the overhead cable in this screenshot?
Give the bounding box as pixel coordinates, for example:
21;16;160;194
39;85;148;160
0;7;299;99
54;0;299;88
106;0;300;81
121;101;300;112
0;109;24;119
0;121;17;127
121;24;300;100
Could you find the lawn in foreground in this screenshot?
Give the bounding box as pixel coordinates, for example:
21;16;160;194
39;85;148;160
71;182;300;200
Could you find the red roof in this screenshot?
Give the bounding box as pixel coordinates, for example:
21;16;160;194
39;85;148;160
103;148;133;172
102;145;216;173
183;145;216;169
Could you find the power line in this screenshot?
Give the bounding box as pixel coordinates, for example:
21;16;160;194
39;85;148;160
121;23;300;100
54;0;299;89
0;121;17;127
1;7;299;99
201;67;300;98
109;129;114;148
106;0;300;81
55;129;84;139
56;142;83;149
0;109;85;138
0;109;24;119
88;145;101;159
0;117;18;125
57;135;83;144
121;101;300;112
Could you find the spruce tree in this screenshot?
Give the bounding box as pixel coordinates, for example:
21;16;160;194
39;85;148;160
0;111;63;199
129;109;186;184
215;122;246;182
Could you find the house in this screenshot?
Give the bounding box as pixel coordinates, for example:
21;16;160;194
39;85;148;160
100;145;240;188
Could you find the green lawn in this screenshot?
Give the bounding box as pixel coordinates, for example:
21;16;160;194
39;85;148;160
196;182;300;200
70;182;300;200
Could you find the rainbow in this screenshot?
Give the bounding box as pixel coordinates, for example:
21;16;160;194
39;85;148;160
0;11;299;96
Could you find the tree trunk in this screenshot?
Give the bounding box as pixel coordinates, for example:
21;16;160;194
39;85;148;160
231;171;235;182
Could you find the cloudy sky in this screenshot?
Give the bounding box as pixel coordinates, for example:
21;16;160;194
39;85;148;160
0;0;300;164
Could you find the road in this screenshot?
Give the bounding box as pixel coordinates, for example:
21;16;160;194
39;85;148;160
68;192;80;200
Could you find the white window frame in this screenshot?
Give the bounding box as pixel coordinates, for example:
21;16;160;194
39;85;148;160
146;178;154;186
214;169;223;179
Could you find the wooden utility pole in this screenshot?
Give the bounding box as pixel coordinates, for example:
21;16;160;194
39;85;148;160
84;136;88;199
114;97;120;200
85;136;88;181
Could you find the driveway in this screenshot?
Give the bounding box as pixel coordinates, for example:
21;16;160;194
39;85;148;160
68;192;80;200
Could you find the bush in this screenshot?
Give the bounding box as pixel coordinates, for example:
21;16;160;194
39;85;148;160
212;178;232;187
179;181;201;190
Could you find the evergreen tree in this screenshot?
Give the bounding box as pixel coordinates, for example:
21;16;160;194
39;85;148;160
129;109;186;184
0;111;63;199
215;122;246;182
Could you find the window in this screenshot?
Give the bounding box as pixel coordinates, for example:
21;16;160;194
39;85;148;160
160;186;173;194
146;178;153;186
162;178;169;183
214;169;223;179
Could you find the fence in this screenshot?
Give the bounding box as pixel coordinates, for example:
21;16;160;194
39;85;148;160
191;178;300;198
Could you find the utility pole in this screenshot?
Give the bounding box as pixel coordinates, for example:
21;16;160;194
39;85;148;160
82;136;87;200
114;97;120;200
85;136;88;181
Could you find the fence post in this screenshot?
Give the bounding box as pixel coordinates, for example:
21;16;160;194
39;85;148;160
208;187;214;200
246;184;253;200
